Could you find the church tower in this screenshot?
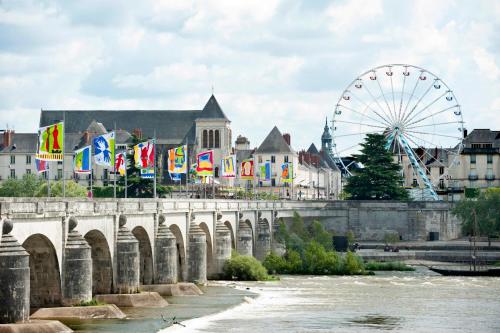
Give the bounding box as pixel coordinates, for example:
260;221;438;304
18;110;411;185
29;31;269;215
321;117;333;153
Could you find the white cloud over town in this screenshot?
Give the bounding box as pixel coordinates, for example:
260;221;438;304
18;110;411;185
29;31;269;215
0;0;498;150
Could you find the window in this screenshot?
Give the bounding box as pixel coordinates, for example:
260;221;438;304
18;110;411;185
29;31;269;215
202;130;208;148
103;169;108;180
258;156;262;163
284;155;289;163
215;130;220;148
271;178;276;186
57;169;63;180
26;155;32;164
470;154;476;164
10;169;16;179
10;155;15;164
209;130;214;148
472;143;481;149
426;168;430;175
58;161;63;165
26;169;31;175
483;143;492;148
214;166;219;178
439;179;444;189
412;179;418;187
271;155;276;163
487;154;493;164
439;167;444;175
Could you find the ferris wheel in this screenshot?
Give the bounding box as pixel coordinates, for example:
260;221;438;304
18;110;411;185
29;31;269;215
332;64;464;200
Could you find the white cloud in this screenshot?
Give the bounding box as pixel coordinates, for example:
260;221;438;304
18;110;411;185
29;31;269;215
326;0;383;35
473;48;500;81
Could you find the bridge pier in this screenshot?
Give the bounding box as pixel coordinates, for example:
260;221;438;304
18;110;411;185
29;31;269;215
155;215;178;284
0;220;29;324
213;213;232;278
62;217;92;306
237;220;253;257
115;215;140;294
187;222;207;284
255;218;271;261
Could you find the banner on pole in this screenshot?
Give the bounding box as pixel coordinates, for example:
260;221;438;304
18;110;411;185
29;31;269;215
35;159;49;173
73;146;92;174
115;152;126;176
240;159;254;180
134;141;155;169
93;132;115;167
221;155;236;178
36;122;64;161
140;167;155;179
281;162;293;183
168;145;187;174
196;151;214;176
259;161;271;181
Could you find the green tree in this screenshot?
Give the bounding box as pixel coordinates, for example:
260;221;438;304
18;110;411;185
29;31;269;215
0;174;44;197
290;211;309;241
307;220;333;251
344;133;409;200
453;188;500;241
36;180;88;197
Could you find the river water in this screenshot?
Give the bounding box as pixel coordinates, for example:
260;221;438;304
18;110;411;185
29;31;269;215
162;268;500;333
68;267;500;333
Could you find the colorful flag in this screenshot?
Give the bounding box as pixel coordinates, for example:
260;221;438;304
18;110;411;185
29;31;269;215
170;173;182;181
35;158;49;173
73;146;91;174
189;163;198;179
93;132;115;167
168;145;187;174
259;161;271;181
36;122;64;161
221;155;236;178
134;141;155;169
140;167;155;179
281;162;293;183
115;152;126;176
240;159;254;180
196;151;214;176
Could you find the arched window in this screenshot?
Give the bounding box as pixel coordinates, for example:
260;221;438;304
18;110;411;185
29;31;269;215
215;130;220;148
209;130;214;148
202;130;208;148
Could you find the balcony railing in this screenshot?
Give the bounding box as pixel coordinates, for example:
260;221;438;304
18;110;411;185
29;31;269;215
462;147;499;154
485;174;496;181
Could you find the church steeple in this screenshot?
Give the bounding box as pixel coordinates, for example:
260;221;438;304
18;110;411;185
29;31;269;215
321;117;332;152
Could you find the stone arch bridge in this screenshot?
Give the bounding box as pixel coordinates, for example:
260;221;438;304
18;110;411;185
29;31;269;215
0;198;458;323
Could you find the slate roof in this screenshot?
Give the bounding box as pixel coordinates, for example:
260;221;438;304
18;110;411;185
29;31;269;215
307;143;319;154
255;126;293;154
236;149;254;163
39;95;228;145
463;129;500;148
0;133;37;153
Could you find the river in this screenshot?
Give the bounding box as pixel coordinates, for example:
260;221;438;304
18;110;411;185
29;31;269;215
68;267;500;333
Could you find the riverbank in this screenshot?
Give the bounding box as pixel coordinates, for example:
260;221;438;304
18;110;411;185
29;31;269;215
161;269;500;333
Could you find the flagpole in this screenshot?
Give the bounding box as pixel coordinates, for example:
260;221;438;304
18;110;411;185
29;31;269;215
90;145;93;199
124;150;128;199
153;130;157;199
47;161;51;197
113;123;117;199
62;112;66;198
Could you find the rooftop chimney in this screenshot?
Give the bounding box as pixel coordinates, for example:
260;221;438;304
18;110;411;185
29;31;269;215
83;131;91;145
463;129;468;138
2;130;14;148
283;133;291;146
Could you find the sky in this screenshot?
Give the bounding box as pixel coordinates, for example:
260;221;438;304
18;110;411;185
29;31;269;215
0;0;499;151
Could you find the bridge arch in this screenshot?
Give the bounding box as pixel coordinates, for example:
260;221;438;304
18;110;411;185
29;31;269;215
84;230;113;295
132;226;154;285
22;234;62;307
198;222;214;277
169;224;186;281
224;221;236;249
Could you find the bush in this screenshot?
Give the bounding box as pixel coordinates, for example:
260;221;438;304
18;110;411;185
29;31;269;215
343;251;365;275
263;252;288;274
0;174;44;197
36;180;88;197
223;253;270;281
286;250;303;273
364;261;415;271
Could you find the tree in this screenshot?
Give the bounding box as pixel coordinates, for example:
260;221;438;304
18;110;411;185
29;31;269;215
121;134;168;198
36;180;87;197
453;188;500;241
344;133;409;200
0;174;44;197
307;220;334;251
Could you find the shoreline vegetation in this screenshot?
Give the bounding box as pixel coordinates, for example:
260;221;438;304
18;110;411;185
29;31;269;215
224;212;414;281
